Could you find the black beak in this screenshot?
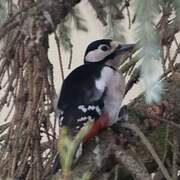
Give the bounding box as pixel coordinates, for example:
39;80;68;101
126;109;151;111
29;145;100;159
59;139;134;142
115;43;135;55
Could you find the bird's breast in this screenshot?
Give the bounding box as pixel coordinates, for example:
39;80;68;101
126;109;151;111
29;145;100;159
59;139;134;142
95;66;125;125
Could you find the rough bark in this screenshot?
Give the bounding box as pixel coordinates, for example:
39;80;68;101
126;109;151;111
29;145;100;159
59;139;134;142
0;0;81;179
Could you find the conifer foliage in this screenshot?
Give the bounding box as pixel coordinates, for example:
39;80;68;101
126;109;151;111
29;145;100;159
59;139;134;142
0;0;180;179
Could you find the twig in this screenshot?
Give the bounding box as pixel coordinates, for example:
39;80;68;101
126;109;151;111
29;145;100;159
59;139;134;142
54;31;64;81
124;67;140;96
147;114;180;130
88;0;107;26
162;125;170;163
172;130;179;180
125;2;131;29
114;147;151;180
121;123;173;180
68;44;73;69
0;123;10;134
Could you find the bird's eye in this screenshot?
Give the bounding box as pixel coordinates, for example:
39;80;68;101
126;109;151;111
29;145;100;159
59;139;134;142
100;45;109;51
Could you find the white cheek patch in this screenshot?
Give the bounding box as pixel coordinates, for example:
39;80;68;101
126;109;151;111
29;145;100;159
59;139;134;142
85;49;111;62
85;41;120;63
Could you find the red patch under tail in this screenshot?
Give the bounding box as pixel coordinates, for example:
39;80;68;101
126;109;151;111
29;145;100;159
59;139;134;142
83;113;109;142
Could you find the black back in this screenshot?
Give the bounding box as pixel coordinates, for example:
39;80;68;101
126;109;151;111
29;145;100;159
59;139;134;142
58;63;104;109
57;63;106;132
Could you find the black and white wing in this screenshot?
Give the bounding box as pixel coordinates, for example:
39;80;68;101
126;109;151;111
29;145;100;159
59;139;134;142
57;63;106;133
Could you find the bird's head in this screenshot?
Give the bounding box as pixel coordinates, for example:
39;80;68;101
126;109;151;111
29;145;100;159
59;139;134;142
84;39;135;68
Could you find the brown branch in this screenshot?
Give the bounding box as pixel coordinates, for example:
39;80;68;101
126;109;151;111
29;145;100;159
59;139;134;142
0;123;10;134
147;114;180;130
0;21;19;40
172;130;179;180
160;21;180;45
121;123;173;180
65;129;151;180
114;148;150;180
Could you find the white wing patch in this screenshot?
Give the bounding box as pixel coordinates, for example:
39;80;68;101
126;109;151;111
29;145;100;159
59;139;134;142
95;106;101;115
78;105;101;116
59;110;64;126
78;105;87;113
87;105;96;111
95;67;113;92
77;117;87;122
95;78;106;92
76;125;80;130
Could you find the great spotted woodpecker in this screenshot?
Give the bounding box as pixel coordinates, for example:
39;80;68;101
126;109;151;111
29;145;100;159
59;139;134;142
57;39;134;140
52;39;135;174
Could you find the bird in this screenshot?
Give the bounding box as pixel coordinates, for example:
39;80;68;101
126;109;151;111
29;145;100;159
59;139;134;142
52;39;135;174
